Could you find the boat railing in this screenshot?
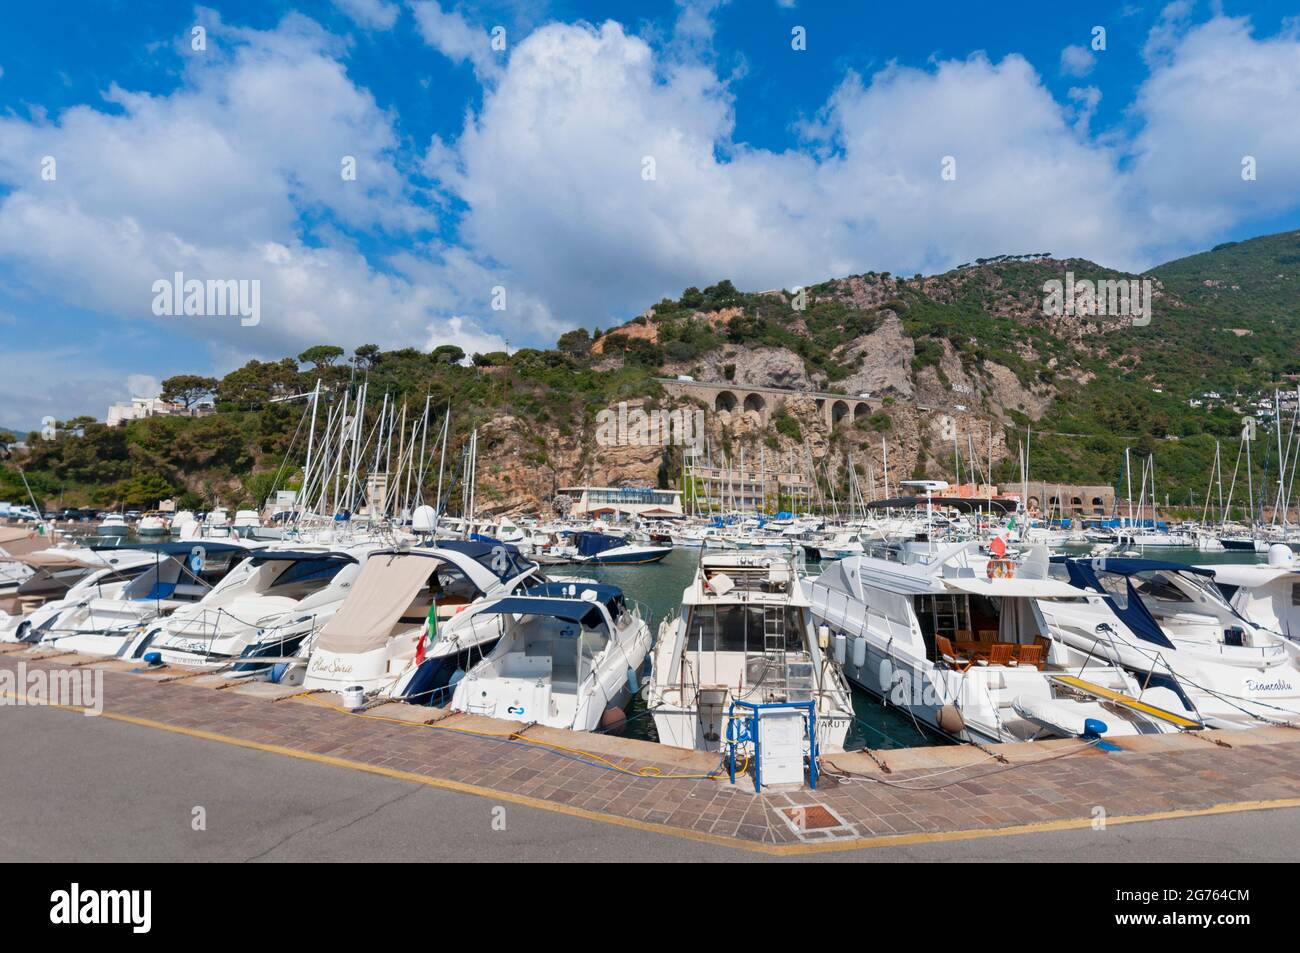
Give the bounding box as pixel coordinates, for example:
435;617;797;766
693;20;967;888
807;580;911;651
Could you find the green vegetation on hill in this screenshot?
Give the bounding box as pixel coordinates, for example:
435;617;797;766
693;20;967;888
5;230;1299;514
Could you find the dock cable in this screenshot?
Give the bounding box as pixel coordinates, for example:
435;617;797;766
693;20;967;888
817;737;1104;792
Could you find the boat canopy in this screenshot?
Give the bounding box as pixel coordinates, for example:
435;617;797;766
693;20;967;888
1053;557;1177;650
313;553;445;655
1053;556;1214;578
249;550;358;566
471;595;609;628
526;580;626;618
0;549;110;570
569;532;630;558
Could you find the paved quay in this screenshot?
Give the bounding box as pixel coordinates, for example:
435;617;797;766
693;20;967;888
3;646;1300;859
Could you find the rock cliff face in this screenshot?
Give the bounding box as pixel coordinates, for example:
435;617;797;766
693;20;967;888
466;251;1212;513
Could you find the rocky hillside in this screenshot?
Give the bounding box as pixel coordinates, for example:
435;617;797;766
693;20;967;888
7;231;1299;515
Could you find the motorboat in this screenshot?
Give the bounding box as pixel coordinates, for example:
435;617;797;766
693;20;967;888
1041;555;1300;728
170;511;197;538
449;582;651;731
31;541;256;656
137;512;169;538
808;543;1199;745
302;540;544;696
96;514;129;538
571;531;670;565
136;544;379;674
648;551;854;752
0;548;161;644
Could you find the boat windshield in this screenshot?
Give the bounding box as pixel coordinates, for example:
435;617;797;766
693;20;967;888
684;603;803;654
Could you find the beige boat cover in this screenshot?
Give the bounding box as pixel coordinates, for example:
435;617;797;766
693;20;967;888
0;548;108;570
313;553;442;654
0;526;53;556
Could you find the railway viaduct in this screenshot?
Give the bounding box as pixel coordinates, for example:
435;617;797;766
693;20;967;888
656;377;889;430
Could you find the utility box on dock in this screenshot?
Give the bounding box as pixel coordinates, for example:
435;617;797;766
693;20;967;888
757;708;805;786
727;700;818;792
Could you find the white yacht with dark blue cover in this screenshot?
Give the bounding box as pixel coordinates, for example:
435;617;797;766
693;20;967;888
1041;555;1300;728
449;582;651;731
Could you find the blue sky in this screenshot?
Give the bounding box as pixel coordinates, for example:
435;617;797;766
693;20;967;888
1;0;1299;430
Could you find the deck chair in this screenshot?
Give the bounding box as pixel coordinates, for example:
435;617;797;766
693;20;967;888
987;643;1015;666
936;636;972;672
1015;644;1045;670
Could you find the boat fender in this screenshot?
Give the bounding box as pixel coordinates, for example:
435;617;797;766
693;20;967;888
599;706;627;734
852;636;867;669
877;658;893;693
1081;718;1109;742
937;704;965;734
818;624;831;650
626;666;639;694
269;662;288;684
833;632;847;665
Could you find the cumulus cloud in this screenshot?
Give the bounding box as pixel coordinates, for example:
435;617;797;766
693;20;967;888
1059;44;1095;77
4;6;1300;426
332;0;400;31
410;2;503;79
0;12;502;367
428;21;1133;326
1130;15;1300;243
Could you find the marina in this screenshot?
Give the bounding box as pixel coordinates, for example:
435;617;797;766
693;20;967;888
2;1;1298;882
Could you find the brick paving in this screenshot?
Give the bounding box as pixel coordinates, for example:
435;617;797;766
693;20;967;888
3;648;1300;850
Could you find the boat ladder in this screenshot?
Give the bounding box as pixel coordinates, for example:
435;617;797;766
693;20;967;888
762;605;788;701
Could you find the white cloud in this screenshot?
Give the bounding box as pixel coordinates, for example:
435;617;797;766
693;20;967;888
4;7;1300;429
1130;15;1300;243
332;0;400;31
410;2;502;79
0;12;502;371
1059;44;1095;77
127;374;161;399
429;21;1135;325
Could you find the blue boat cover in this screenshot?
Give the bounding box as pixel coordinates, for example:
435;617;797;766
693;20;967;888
1053;557;1182;649
571;532;628;558
476;596;608;627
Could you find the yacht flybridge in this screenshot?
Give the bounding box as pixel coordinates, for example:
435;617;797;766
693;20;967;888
449;582;651;731
808;543;1200;745
648;551;854;753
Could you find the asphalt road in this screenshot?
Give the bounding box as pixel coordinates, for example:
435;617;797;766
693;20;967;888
2;704;1297;862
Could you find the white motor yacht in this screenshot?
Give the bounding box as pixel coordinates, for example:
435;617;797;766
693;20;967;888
808;543;1200;745
648;551;854;753
450;582;651;731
